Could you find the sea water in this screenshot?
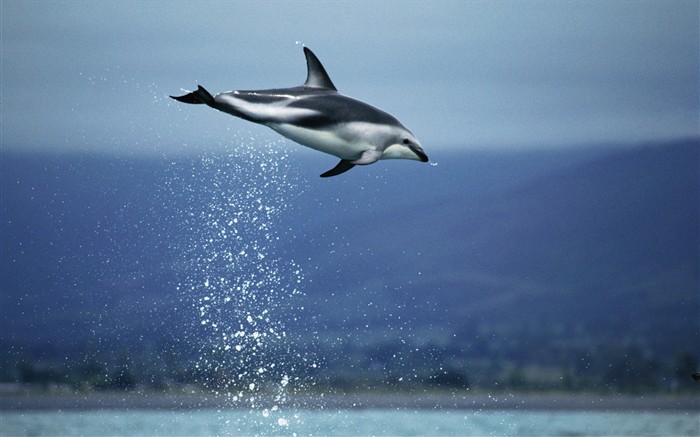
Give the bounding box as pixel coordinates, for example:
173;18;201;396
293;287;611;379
2;409;698;436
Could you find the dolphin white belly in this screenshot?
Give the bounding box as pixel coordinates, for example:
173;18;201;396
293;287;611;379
268;122;376;161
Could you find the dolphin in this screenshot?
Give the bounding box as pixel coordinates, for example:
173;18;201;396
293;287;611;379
170;47;428;177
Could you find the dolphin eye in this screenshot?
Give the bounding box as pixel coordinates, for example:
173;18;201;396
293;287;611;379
402;138;410;145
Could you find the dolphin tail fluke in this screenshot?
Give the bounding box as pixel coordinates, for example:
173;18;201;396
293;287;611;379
320;159;355;178
170;86;215;105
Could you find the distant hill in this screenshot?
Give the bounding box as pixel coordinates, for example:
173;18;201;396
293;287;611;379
1;138;698;390
288;139;699;386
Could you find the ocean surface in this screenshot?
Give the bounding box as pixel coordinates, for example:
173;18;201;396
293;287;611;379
2;408;698;436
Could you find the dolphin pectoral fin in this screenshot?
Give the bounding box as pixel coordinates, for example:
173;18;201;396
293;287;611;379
170;85;215;106
320;151;380;177
320;160;355;178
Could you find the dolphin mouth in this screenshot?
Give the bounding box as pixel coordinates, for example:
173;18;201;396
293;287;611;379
410;145;429;162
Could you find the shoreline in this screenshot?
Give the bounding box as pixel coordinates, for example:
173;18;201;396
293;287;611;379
2;391;698;412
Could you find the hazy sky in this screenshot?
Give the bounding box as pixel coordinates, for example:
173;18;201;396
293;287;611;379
1;0;698;155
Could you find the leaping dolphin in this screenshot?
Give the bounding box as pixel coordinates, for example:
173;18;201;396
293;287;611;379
171;47;428;177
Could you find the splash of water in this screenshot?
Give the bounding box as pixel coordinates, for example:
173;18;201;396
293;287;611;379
165;139;317;431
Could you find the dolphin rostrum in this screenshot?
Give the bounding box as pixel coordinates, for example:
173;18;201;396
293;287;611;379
171;47;428;177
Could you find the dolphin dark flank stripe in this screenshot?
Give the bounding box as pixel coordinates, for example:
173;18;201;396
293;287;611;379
171;47;428;177
287;95;401;126
291;114;336;129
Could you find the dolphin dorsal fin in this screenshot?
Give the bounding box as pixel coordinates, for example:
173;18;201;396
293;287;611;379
303;47;337;91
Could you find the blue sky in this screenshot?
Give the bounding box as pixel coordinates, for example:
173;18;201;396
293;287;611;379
1;0;698;155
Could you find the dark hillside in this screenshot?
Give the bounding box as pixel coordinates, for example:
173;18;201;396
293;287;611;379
1;139;697;390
